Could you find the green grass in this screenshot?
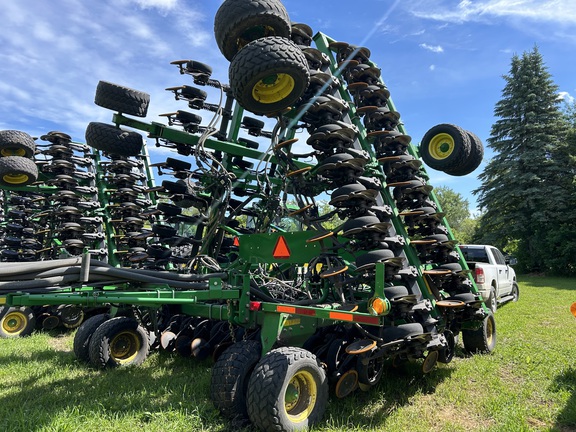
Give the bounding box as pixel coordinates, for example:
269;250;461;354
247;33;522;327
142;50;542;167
1;276;575;431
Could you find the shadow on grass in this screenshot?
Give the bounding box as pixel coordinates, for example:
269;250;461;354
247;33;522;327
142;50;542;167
321;353;455;429
0;341;456;432
0;347;224;431
551;367;576;431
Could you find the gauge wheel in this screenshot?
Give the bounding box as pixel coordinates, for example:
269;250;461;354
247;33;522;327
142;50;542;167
229;36;310;115
214;0;291;61
462;313;496;354
247;347;328;431
94;81;150;117
88;316;150;368
420;123;471;172
0;156;38;187
211;339;262;422
85;122;143;157
0;306;36;338
0;130;36;158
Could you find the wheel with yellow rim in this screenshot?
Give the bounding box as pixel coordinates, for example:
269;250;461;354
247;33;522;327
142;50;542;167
88;316;150;368
0;130;36;158
247;347;328;431
444;130;484;176
229;36;310;115
0;306;36;338
214;0;291;61
462;312;496;354
419;123;471;172
0;156;38;187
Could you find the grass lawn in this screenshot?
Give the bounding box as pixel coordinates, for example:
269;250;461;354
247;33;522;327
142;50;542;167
1;275;575;431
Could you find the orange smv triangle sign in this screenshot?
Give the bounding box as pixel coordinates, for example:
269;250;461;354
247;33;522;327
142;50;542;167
272;235;291;259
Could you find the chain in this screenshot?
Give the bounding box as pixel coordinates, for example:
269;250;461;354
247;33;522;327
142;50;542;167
226;299;236;343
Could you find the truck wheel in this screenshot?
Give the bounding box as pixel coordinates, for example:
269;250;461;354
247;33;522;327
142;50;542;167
419;124;471;172
511;282;520;302
444;130;484;176
229;36;310;115
0;306;36;338
94;81;150;117
88;316;150;368
486;287;497;313
0;130;36;158
0;156;38;187
462;313;496;354
85;122;143;157
211;340;262;422
214;0;291;61
73;313;110;362
247;347;328;431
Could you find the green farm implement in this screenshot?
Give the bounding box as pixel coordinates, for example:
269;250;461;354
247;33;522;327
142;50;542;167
0;1;492;430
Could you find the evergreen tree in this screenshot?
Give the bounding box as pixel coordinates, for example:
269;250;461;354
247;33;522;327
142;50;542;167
474;46;575;274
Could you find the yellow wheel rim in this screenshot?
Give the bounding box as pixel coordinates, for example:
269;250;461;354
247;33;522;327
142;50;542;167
1;148;26;157
2;311;27;335
2;173;29;184
284;370;317;423
252;73;295;104
428;133;455;160
486;316;495;346
110;331;141;364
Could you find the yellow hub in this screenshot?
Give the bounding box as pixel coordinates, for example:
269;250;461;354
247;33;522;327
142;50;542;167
428;133;455;160
486;316;495;346
1;148;26;157
2;311;28;335
2;173;29;184
110;331;141;364
284;370;317;423
252;73;295;104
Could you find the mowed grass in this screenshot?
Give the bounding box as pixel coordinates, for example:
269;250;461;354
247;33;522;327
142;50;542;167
1;276;575;432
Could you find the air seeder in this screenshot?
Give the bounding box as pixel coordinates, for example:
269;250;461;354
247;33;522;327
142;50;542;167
0;1;493;430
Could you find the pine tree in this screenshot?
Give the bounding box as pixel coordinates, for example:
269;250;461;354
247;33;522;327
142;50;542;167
474;46;574;274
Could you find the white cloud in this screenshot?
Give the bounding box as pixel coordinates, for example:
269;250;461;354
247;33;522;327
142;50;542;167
409;0;576;25
559;91;575;104
429;64;436;71
420;43;444;53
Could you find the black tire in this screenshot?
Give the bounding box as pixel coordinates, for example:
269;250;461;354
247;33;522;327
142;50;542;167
0;130;36;158
88;316;150;368
0;306;36;338
420;124;471;172
247;347;328;431
73;313;110;362
94;81;150;117
511;282;519;302
444;130;484;176
211;340;262;422
462;313;496;354
85;122;143;157
0;156;38;187
214;0;291;61
57;305;85;329
229;36;310;115
486;286;497;313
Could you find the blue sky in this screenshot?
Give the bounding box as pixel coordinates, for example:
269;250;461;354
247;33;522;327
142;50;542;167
1;0;575;212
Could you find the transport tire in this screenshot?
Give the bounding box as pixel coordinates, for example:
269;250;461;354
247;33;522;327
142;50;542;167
0;156;38;187
0;306;36;338
94;81;150;117
462;313;496;354
73;313;110;362
229;36;310;115
0;130;36;158
420;124;471;172
85;122;143;157
88;316;150;368
211;339;262;422
214;0;291;61
247;347;328;431
444;130;484;176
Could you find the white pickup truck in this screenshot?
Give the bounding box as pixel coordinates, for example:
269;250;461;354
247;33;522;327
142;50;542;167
459;244;519;312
